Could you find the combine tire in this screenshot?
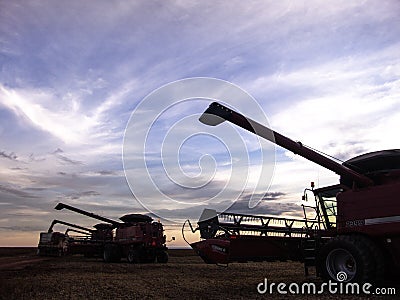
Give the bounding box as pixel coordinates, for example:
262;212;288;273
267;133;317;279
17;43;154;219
156;250;168;263
358;236;385;283
318;235;375;283
146;254;156;263
127;249;141;263
103;244;121;263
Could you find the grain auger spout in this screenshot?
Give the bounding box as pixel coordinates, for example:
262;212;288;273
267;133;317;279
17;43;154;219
55;202;121;227
47;219;94;233
199;102;373;188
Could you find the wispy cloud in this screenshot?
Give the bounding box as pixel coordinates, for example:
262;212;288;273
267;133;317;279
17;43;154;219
67;190;100;200
0;184;38;198
0;85;97;144
0;150;17;160
55;154;84;166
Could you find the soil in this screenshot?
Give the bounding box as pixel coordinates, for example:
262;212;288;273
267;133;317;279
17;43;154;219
0;248;398;299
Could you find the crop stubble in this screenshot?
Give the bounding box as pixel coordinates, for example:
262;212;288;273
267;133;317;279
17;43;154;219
0;248;397;299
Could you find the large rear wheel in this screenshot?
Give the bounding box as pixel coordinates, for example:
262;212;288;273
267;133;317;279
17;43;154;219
127;249;141;263
156;250;168;263
103;244;121;263
318;235;376;283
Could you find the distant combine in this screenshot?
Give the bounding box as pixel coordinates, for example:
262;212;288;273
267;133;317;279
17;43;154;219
184;102;400;283
38;203;170;263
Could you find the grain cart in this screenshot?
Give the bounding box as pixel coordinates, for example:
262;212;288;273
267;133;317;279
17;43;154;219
55;203;169;263
186;102;400;283
38;219;108;257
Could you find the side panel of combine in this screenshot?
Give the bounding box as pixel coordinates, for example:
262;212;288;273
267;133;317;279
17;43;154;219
336;181;400;272
337;182;400;236
115;222;168;263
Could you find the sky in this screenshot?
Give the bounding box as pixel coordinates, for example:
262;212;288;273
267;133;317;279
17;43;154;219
0;0;399;247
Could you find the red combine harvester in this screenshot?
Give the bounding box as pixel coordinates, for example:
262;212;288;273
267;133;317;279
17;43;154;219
37;219;110;257
185;102;400;283
55;203;169;263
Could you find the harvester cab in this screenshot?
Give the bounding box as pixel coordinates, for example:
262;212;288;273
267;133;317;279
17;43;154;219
91;223;114;241
301;183;344;231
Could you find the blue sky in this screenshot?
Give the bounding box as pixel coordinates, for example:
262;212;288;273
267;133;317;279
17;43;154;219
0;1;399;246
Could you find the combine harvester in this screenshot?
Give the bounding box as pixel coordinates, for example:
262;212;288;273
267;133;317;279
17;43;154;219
185;102;400;283
54;203;169;263
38;219;112;257
38;219;95;256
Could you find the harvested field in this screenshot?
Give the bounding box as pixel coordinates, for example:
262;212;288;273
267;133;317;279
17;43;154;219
0;248;398;299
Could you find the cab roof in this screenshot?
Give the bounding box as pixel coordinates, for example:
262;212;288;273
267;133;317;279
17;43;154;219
344;149;400;174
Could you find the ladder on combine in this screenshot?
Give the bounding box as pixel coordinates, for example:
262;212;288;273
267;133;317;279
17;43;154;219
300;197;336;277
302;233;319;276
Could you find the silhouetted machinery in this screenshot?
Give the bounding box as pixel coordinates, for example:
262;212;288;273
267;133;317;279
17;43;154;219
37;230;68;257
37;219;108;257
54;203;169;263
47;219;94;235
185;102;400;283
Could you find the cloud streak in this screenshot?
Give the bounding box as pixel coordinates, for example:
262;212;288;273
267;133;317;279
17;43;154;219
0;150;17;160
0;184;38;198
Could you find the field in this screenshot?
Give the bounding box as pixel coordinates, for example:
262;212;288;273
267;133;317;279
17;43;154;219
0;248;398;299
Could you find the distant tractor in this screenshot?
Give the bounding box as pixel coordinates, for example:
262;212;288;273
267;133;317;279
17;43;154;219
185;102;400;283
55;203;169;263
